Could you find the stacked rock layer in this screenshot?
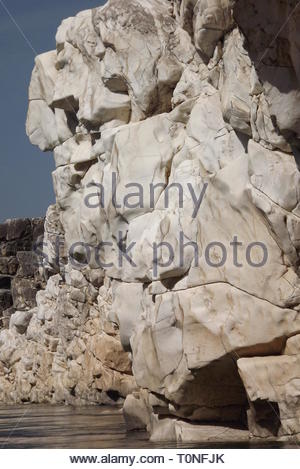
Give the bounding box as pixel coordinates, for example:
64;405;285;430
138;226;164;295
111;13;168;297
1;0;300;442
0;218;44;329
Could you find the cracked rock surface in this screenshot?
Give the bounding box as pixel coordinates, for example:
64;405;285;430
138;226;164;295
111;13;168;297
1;0;300;442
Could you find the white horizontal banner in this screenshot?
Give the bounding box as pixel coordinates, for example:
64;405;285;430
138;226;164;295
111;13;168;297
0;449;299;468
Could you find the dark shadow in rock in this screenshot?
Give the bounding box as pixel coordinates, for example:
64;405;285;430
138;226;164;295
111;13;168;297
106;390;122;402
235;131;250;153
234;0;300;92
156;355;249;428
66;110;79;135
252;399;281;436
292;145;300;171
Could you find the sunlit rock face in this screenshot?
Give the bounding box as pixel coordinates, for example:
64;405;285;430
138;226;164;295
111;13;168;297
0;0;299;441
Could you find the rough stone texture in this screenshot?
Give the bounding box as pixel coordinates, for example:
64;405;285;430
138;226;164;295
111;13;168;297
0;273;136;404
0;212;136;405
0;0;300;442
0;218;45;329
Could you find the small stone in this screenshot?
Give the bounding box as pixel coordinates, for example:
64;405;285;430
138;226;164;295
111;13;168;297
9;310;34;334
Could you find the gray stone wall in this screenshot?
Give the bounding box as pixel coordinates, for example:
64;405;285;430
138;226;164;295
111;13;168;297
0;218;45;328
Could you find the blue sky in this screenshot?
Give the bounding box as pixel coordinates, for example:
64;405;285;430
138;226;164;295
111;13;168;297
0;0;105;222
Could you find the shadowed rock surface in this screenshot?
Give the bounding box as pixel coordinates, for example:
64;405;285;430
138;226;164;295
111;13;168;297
0;218;44;329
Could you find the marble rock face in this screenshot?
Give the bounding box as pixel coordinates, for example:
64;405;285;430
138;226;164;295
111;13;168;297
2;0;299;441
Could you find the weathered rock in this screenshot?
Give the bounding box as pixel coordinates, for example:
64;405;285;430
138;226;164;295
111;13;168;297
123;391;151;431
0;257;18;276
284;335;300;356
238;355;300;438
0;0;299;443
1;307;15;330
6;219;31;241
10;310;34;334
11;278;39;311
0;276;12;290
150;416;249;443
0;274;137;404
0;218;45;329
16;252;39;278
0;290;13;314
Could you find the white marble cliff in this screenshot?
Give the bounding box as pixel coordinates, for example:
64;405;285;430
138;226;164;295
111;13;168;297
1;0;300;442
